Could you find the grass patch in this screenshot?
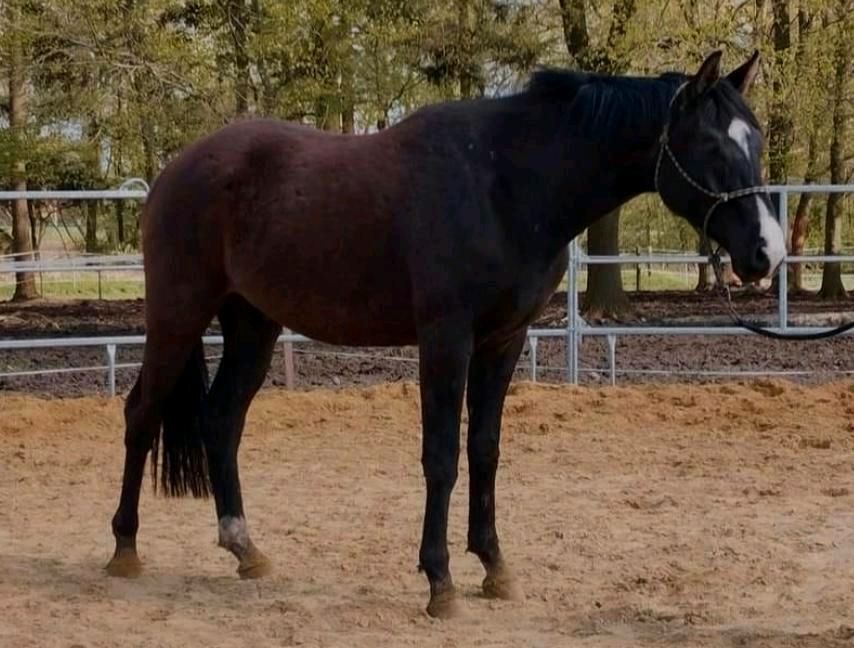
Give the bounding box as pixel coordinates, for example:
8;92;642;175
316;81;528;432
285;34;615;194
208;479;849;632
0;275;144;301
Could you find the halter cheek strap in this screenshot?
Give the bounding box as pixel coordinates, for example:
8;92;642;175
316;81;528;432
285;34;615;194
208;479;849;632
653;86;771;245
654;84;854;341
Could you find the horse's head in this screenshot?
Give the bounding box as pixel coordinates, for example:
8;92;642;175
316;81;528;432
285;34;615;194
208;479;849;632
655;50;785;283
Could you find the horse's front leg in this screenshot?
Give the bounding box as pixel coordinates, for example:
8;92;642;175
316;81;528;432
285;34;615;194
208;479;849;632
417;320;472;618
466;331;527;601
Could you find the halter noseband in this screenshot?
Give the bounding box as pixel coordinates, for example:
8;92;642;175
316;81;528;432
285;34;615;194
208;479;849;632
654;82;854;341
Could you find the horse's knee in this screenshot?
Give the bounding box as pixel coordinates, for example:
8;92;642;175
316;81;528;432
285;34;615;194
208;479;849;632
468;447;499;478
419;401;462;486
421;452;459;485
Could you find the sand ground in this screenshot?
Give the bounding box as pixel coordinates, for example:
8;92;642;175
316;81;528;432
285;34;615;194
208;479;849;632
3;380;854;647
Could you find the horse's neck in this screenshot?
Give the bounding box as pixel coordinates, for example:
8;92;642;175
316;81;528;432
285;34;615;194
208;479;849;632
493;79;677;264
529;124;663;262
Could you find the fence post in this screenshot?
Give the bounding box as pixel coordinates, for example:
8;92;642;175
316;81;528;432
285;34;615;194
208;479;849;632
106;344;117;397
529;335;538;382
606;334;617;386
97;270;103;300
635;246;641;291
776;191;789;330
566;240;580;384
282;331;295;389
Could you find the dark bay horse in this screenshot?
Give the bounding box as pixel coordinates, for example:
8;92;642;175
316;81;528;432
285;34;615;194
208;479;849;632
106;50;785;618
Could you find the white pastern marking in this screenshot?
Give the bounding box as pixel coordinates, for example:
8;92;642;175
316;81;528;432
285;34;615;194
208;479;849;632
218;516;250;551
727;117;752;159
757;196;786;276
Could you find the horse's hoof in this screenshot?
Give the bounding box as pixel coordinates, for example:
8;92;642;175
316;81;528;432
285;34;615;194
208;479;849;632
105;548;143;578
237;547;272;580
482;572;524;601
426;588;463;619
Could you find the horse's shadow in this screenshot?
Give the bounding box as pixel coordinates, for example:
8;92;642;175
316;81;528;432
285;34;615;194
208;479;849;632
0;550;263;604
0;550;431;619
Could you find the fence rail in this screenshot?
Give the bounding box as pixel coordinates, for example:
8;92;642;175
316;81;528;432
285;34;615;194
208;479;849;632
1;182;853;393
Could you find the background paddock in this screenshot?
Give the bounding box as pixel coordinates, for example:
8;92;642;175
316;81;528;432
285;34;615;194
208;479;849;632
3;290;854;396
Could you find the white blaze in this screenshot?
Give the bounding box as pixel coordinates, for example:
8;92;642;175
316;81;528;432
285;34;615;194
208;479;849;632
727;117;752;159
757;196;786;276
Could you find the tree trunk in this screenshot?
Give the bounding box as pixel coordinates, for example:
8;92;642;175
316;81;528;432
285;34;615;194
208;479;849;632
341;87;355;134
84;116;101;254
8;14;38;301
340;10;355;133
606;0;636;54
27;201;38;253
86;201;99;253
767;0;793;185
818;0;850;300
251;0;275;115
582;209;632;318
557;0;589;63
561;0;636;318
116;199;126;246
124;0;156;184
761;0;793;295
819;193;846;299
315;96;341;132
312;13;341;132
788;1;817;293
457;0;479;99
790;192;812;291
695;230;715;291
225;0;251;115
137;114;156;241
790;131;818;292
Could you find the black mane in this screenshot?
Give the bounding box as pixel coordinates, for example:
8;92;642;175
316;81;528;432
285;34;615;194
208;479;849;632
525;67;687;143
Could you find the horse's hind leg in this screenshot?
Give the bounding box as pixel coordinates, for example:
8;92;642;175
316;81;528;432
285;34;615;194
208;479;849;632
466;331;527;601
106;376;149;577
203;295;282;578
107;319;214;577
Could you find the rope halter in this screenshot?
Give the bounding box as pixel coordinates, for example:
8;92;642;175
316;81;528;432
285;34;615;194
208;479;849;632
652;82;854;341
653;82;770;288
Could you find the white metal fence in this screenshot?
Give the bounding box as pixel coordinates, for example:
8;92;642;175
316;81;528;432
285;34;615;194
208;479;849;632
0;183;853;394
564;185;854;384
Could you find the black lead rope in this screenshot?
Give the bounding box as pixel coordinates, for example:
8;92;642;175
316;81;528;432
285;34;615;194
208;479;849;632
707;248;854;342
655;82;854;343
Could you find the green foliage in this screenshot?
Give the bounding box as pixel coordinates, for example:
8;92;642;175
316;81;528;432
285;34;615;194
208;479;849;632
0;0;849;257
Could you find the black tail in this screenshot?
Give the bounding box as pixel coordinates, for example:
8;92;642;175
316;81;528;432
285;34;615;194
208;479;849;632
151;341;211;498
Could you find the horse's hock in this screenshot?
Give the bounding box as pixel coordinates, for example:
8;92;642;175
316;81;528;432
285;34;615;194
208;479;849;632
3;380;854;646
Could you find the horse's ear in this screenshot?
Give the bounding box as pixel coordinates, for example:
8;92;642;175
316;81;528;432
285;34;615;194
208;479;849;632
685;50;723;102
726;50;760;94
